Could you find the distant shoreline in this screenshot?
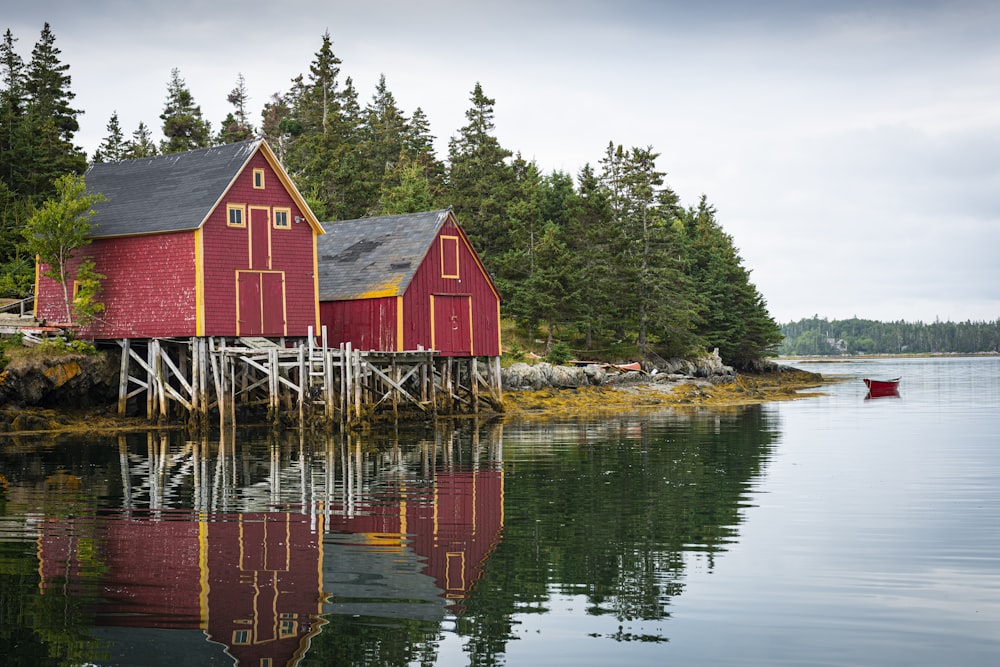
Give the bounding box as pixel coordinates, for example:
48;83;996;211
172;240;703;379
778;352;999;363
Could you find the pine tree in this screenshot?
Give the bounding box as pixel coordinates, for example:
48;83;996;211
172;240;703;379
280;32;363;220
22;23;87;197
446;82;514;262
159;68;212;154
0;29;28;193
92;111;126;163
681;196;782;368
599;144;698;357
358;74;409;214
217;73;255;144
376;155;437;215
123;121;158;159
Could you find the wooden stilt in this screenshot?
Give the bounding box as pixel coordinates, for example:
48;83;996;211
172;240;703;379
118;338;130;416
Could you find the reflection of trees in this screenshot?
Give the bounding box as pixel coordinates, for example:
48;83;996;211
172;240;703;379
0;422;506;667
462;407;780;660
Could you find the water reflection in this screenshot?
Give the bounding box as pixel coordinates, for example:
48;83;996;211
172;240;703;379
1;406;782;666
2;424;505;666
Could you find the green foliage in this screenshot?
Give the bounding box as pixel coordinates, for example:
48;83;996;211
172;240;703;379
0;26;785;370
70;258;104;326
545;341;573;365
779;316;1000;355
159;68;211;154
680;196;781;367
22;173;105;324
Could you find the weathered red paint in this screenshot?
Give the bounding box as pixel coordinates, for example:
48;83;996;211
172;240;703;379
34;145;319;340
37;465;504;659
320;295;399;351
321;215;501;356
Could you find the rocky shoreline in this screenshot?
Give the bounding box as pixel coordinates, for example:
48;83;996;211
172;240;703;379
0;347;825;434
501;349;737;391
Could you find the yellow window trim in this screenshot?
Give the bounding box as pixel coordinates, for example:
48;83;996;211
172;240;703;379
252;168;265;189
227;203;246;228
440;235;460;279
272;206;291;230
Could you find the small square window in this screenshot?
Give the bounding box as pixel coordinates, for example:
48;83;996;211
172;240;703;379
253;168;265;189
273;208;290;229
227;204;245;227
233;629;251;644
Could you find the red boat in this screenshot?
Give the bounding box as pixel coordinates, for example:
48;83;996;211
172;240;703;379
863;377;900;398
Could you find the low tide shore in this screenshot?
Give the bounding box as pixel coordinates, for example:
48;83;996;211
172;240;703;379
0;366;831;437
502;369;832;419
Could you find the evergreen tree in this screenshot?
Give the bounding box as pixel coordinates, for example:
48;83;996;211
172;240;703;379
446;82;514;262
572;163;616;349
92;111;126;163
681;196;781;367
260;91;296;163
0;29;28;194
599;144;698;357
358;74;409;214
376;155;437;215
496;161;581;349
122;121;158;159
159;68;212;154
217;73;255;144
22;23;87;197
280;32;363;220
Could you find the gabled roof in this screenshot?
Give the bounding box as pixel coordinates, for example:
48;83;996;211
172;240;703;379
317;209;453;301
83;139;322;238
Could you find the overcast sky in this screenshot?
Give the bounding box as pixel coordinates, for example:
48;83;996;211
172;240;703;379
7;0;1000;324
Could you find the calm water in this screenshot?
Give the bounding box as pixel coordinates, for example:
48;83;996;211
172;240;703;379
1;356;998;666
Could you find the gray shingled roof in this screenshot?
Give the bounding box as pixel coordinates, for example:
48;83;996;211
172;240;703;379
83;140;261;238
317;209;451;301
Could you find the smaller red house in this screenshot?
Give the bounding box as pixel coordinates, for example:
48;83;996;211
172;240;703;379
317;209;501;357
34;139;323;340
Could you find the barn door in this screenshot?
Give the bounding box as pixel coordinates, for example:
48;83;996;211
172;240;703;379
238;271;286;336
432;295;472;356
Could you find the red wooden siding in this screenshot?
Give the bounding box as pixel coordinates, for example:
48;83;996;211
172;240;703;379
402;220;500;356
320;217;500;357
198;150;317;337
35;232;198;339
34;147;318;340
319;296;399;351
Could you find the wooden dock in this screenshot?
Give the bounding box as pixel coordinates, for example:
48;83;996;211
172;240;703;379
116;327;503;429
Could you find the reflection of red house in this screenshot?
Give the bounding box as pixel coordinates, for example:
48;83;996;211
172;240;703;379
37;464;504;665
33;139;323;339
316;209;501;356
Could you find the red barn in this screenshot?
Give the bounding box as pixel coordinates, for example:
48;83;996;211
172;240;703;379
317;209;501;357
33;139;323;340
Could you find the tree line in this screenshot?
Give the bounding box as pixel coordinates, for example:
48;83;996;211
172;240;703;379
779;316;1000;356
1;25;781;368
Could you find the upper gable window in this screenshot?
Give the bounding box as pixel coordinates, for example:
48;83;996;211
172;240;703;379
227;204;246;227
273;207;291;230
440;235;460;279
253;168;265;189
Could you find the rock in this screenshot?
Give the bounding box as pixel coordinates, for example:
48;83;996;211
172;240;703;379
0;351;119;409
501;350;738;391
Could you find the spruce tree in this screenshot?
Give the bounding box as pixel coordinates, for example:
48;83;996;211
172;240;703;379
0;29;28;193
280;32;363;220
217;73;255;144
92;111;126;163
22;23;87;197
123;121;158;159
681;196;782;368
446;82;514;263
159;68;212;154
